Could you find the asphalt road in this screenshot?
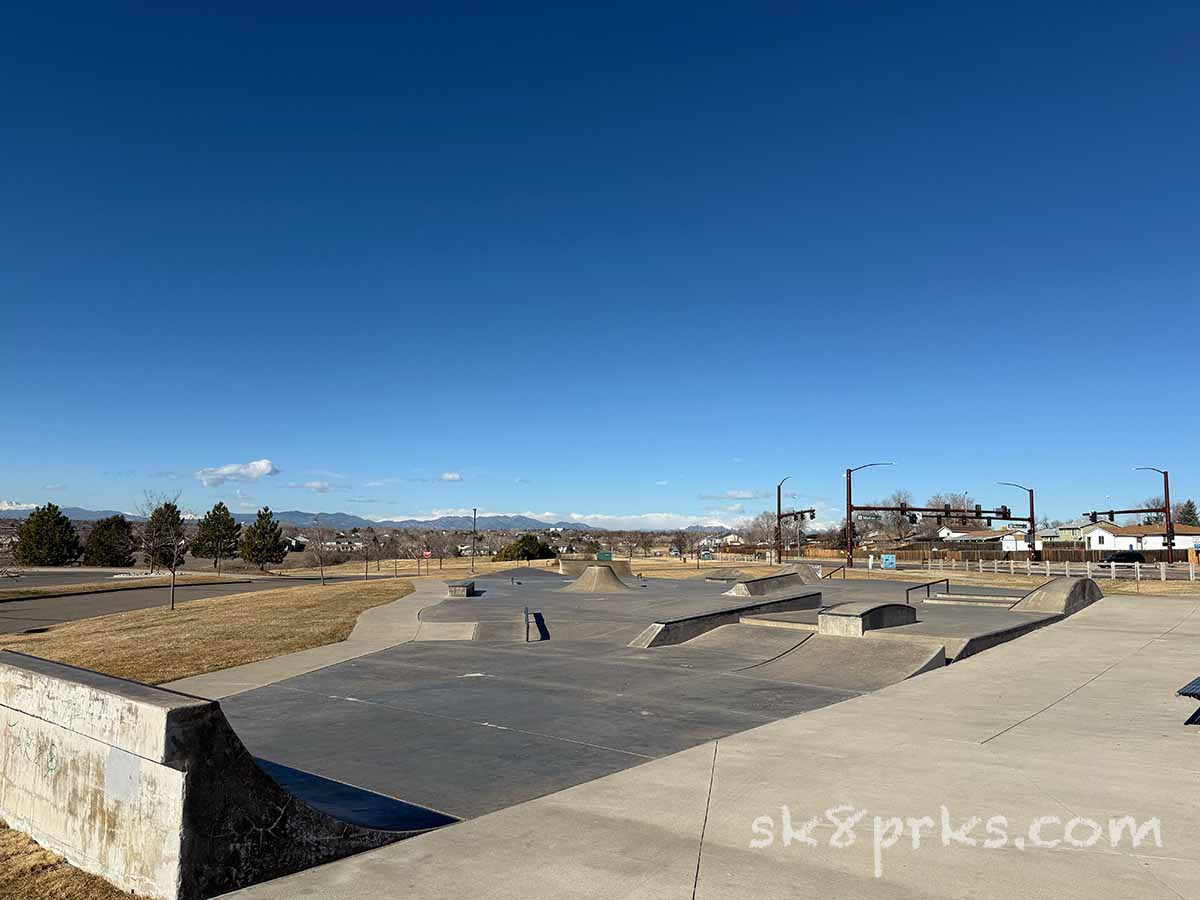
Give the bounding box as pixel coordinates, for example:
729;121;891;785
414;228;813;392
0;578;297;635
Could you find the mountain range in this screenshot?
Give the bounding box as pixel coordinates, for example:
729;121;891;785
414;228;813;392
0;506;729;533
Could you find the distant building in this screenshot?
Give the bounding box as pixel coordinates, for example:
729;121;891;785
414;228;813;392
1082;522;1200;553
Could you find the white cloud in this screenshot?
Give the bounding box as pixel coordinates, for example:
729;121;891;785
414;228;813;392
655;480;670;486
363;481;387;488
195;458;279;487
0;500;37;511
440;472;463;482
233;489;256;510
43;483;64;491
562;511;741;530
289;481;332;493
701;489;768;500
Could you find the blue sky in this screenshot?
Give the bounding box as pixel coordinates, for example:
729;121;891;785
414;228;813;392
2;2;1198;528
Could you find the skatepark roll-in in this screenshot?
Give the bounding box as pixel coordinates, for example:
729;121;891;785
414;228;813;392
560;564;633;593
0;651;417;900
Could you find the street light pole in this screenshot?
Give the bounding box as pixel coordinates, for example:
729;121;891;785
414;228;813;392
997;482;1037;562
1135;467;1173;563
845;462;893;568
776;476;790;566
471;507;477;573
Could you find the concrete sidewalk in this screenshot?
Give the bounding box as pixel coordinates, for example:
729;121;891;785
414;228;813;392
166;578;448;699
224;592;1200;900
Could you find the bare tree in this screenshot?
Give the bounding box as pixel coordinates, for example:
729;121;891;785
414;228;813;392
355;527;378;581
670;531;690;557
306;516;332;585
636;531;655;557
138;491;190;611
925;492;981;530
0;534;19;578
743;511;776;545
1140;496;1166;525
880;489;915;540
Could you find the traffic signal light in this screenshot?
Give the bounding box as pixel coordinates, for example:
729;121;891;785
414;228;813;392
1089;511;1098;523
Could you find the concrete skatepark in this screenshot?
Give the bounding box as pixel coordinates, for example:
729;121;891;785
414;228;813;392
4;563;1196;899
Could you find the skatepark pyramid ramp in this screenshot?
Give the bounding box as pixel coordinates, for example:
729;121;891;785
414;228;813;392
561;564;633;593
0;651;425;900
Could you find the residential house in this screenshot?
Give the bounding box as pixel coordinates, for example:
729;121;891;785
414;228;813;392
1082;522;1200;553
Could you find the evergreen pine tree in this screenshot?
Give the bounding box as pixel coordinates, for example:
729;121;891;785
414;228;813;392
1177;499;1199;527
15;503;82;566
83;515;136;567
191;502;242;574
240;506;287;571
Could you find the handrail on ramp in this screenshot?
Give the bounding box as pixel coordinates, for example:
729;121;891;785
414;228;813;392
822;565;846;580
905;578;949;605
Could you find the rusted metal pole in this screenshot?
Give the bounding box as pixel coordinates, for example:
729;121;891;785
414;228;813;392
845;467;853;568
776;482;783;566
1028;487;1037;562
1164;470;1174;564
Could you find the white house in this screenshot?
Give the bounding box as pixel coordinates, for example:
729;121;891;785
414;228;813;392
1082;523;1200;552
938;526;1042;552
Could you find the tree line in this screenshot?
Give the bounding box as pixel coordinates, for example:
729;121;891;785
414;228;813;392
10;500;289;572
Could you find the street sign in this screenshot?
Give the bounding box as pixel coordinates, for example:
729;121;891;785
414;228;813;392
857;513;882;521
422;550;432;559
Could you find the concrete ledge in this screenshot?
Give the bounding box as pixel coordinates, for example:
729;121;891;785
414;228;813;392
818;601;917;637
0;651;409;900
629;592;822;648
447;580;475;598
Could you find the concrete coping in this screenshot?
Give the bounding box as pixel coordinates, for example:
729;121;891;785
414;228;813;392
447;580;475;598
820;601;914;618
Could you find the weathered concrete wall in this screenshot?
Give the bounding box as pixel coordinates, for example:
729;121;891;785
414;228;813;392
1011;577;1103;617
818;602;917;637
0;651;410;900
629;592;823;648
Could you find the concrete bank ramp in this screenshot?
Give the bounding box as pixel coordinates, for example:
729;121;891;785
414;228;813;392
630;592;822;648
1011;577;1103;616
740;635;946;692
0;651;418;900
560;565;633;593
558;558;634;578
721;565;821;596
771;563;823;584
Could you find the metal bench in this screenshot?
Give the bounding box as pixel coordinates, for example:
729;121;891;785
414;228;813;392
1179;676;1200;725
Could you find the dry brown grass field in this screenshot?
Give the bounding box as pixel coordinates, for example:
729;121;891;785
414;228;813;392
0;579;411;686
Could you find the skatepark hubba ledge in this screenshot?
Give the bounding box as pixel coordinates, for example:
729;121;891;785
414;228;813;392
0;651;423;900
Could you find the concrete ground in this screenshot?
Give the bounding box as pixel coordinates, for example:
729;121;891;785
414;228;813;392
216;570;1064;826
226;588;1200;900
